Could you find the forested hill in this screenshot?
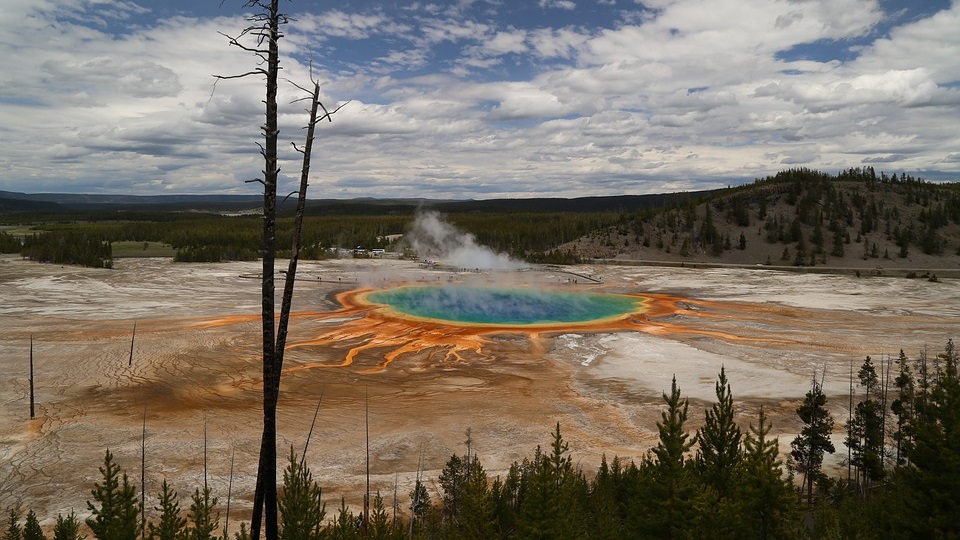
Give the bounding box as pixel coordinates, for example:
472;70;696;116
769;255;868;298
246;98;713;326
0;189;709;215
5;168;960;272
562;167;960;272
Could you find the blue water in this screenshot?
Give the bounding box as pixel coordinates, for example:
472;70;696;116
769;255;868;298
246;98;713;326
366;285;641;325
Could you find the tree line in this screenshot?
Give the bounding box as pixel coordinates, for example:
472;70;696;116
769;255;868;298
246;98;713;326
6;340;958;539
7;168;959;269
5;211;617;267
18;231;113;268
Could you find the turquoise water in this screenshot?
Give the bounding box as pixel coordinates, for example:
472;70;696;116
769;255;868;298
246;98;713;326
366;285;641;325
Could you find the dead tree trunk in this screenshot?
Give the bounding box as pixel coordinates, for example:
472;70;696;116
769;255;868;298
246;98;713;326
217;5;345;539
215;1;282;537
141;407;147;540
129;321;137;367
29;334;35;419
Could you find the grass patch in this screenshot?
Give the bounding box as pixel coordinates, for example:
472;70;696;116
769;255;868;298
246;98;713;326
0;225;44;238
111;241;176;258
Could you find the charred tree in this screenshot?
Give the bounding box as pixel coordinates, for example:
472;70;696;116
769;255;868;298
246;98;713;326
216;2;284;538
129;321;137;368
29;335;35;420
216;3;345;540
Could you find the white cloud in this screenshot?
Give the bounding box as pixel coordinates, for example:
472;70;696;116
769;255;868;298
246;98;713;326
528;27;591;59
852;4;960;83
0;0;957;198
756;68;960;111
540;0;578;9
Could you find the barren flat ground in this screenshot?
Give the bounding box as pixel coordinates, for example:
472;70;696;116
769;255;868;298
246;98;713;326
2;254;958;528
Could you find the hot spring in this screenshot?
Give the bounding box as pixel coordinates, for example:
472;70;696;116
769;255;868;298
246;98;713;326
364;285;644;326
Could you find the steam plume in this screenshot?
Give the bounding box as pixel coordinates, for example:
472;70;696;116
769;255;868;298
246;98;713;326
406;211;526;270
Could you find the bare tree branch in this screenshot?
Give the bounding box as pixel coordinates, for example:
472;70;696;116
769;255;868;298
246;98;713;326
216;5;347;540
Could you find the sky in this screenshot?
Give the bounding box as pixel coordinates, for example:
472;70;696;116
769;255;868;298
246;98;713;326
0;0;958;199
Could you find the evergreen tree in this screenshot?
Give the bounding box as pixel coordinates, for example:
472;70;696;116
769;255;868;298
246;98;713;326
231;524;249;540
53;512;83;540
515;446;555;539
696;367;743;496
631;376;694;539
790;376;835;505
86;450;141;540
793;233;807;266
456;456;496;540
438;453;467;521
895;340;960;538
278;449;325;540
846;356;885;490
812;222;825;256
742;407;799;539
831;228;845;257
586;455;624;540
890;349;915;466
367;492;399;540
326;499;359;540
23;512;43;540
408;479;431;524
186;487;219;540
147;480;186;540
490;463;522;537
548;425;590;539
515;424;589;539
691;367;745;540
4;510;21;540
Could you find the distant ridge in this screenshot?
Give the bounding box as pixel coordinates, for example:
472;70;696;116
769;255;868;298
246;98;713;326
0;189;716;215
0;196;65;214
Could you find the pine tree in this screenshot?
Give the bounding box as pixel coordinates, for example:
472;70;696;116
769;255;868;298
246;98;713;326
186;487;219;540
691;367;745;540
515;425;589;540
545;424;589;538
231;523;249;540
790;376;835;505
696;367;743;496
278;448;325;540
4;510;21;540
896;340;960;537
632;376;694;539
438;453;467;520
367;492;398;540
326;499;359;540
53;512;83;540
147;480;186;540
408;480;431;523
655;376;693;476
742;407;799;539
846;356;885;490
891;349;915;465
490;463;522;537
515;446;555;539
86;450;141;540
586;455;624;540
23;512;43;540
457;457;496;540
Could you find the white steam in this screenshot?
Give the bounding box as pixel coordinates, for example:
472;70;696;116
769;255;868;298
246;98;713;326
406;211;527;271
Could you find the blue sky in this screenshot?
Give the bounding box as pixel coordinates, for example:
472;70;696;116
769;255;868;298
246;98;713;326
0;0;958;198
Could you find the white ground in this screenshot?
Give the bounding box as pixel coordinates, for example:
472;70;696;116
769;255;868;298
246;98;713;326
1;255;958;529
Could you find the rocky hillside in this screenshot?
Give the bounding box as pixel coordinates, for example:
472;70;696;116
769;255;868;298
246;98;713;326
562;168;960;274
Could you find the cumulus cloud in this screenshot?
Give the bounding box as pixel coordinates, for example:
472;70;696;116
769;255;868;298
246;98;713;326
756;68;960;111
0;0;957;197
539;0;577;10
